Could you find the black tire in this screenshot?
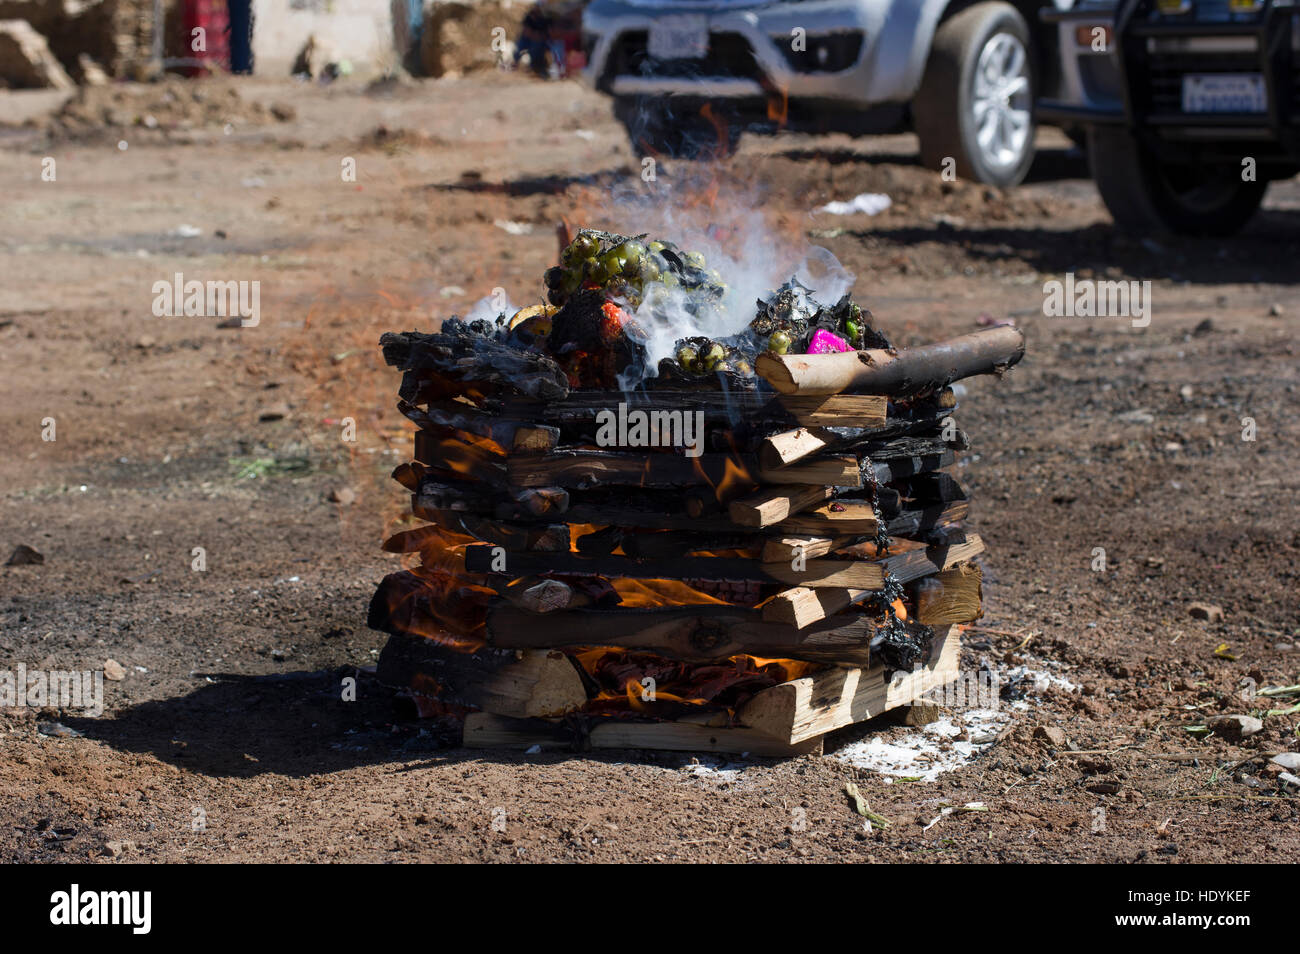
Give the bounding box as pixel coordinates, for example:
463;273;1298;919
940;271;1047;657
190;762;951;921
914;2;1037;187
1086;125;1267;236
614;97;740;160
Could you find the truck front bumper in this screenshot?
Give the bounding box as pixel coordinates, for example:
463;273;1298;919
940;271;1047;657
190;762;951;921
1040;0;1300;164
581;0;923;111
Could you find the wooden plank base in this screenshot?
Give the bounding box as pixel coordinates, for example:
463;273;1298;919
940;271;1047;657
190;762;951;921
463;712;823;757
737;626;961;744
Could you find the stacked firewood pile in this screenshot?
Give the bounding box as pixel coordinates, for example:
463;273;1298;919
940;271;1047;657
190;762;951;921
368;229;1024;756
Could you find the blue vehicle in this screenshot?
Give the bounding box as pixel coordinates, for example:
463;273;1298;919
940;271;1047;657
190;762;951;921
1039;0;1300;234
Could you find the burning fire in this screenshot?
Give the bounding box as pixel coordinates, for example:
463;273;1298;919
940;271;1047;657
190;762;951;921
380;516;829;712
572;648;821;717
692;450;757;504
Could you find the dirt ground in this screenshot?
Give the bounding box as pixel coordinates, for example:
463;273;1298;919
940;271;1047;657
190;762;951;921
1;71;1298;864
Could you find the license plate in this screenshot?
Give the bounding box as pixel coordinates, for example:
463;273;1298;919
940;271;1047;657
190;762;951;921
647;15;709;60
1181;73;1267;113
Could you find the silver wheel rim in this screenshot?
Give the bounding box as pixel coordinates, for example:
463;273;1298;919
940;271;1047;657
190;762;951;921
970;32;1031;171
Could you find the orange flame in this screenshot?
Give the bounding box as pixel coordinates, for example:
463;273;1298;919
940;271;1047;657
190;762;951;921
766;86;790;127
612;577;730;607
691;451;758;507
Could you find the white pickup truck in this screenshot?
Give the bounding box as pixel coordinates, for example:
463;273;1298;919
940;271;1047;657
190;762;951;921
580;0;1072;185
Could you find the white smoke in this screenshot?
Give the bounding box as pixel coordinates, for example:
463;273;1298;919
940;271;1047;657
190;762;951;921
604;183;856;378
463;291;515;325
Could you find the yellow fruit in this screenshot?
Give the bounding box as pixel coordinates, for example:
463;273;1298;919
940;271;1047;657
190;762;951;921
508;303;557;330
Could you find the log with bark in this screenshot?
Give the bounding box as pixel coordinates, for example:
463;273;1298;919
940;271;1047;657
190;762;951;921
756;325;1025;396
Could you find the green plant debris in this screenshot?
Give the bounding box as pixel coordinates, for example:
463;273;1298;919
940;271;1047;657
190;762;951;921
1258;684;1300;698
844;781;891;828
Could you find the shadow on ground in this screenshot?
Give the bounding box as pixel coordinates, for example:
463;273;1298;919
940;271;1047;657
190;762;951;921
63;669;792;778
852;214;1300;284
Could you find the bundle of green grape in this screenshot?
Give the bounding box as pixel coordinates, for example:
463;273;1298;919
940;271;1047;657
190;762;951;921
366;227;1026;755
526;228;888;390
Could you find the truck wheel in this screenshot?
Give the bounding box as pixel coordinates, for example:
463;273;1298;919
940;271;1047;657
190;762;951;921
914;2;1036;187
615;98;739;160
1086;125;1266;236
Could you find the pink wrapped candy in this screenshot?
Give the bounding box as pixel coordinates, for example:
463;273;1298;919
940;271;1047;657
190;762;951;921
806;328;852;354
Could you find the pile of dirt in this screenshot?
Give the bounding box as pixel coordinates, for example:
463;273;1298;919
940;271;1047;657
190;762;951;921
45;76;295;139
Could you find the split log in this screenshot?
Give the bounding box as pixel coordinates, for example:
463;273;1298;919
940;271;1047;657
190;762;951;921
858;430;966;463
512;426;560;454
376;632;586;718
494;390;784;427
417;483;962;543
391;460;427;491
385;518;570;554
413;429;506;484
684;487;721;518
738;627;959;744
759;417;953;469
491;437;953;494
760;427;835;468
779;393;888;427
729;484;833;528
883;499;969;537
465;533;978;589
493;389;944;431
511;578;575;613
397;400;556;452
775;501;879;536
771;496;965;539
507;449;758;492
619;531;751;560
485;603;891;665
756;325;1026;396
914;563;984;625
413;478;501;513
762;535;984;627
760;535;846;563
756;455;861;488
463;712;823;757
508;487;570;517
865;448;955;485
465;545;769;583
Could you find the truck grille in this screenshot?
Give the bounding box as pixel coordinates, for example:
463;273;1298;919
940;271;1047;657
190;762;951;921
1144;50;1261;113
605;31;762;81
1144;53;1300;117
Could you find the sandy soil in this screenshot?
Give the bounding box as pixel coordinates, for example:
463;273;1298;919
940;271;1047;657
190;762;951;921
1;71;1298;863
